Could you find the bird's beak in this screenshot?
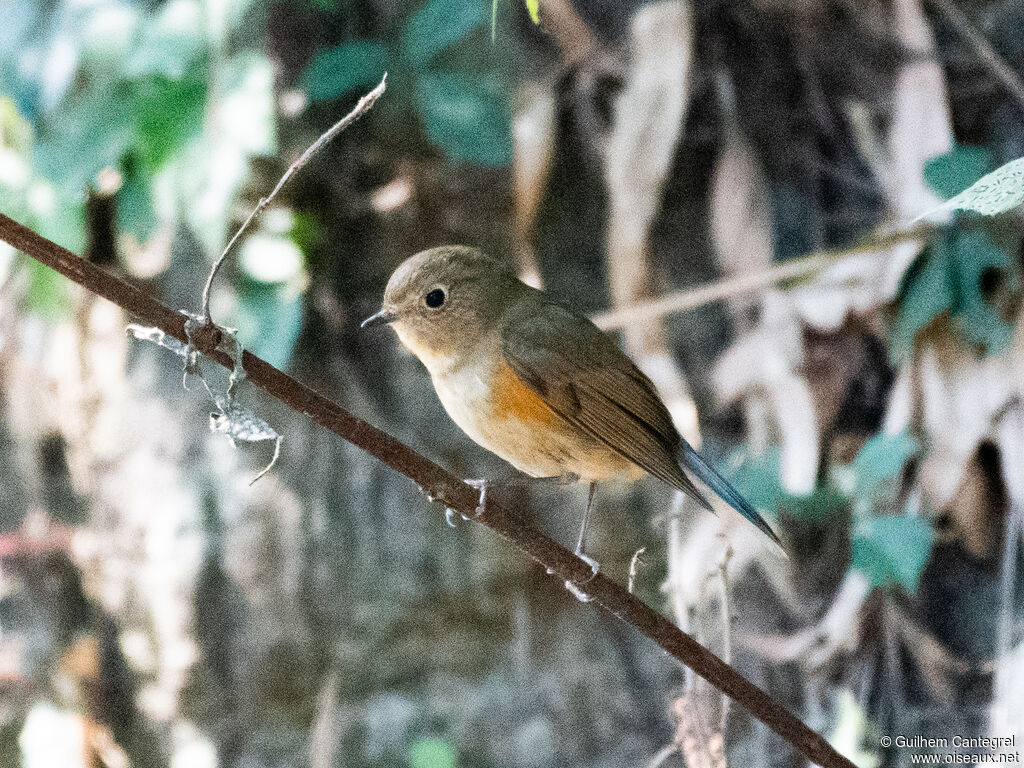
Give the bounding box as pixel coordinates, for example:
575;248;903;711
360;308;397;329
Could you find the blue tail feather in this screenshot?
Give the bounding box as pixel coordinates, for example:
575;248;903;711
680;442;782;547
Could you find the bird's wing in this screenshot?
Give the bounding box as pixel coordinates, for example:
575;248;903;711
500;299;712;510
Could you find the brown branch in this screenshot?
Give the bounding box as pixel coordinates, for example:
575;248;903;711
0;211;856;768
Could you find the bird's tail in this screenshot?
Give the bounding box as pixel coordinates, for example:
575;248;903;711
679;441;782;547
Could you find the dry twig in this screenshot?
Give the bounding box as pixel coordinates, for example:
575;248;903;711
199;74;387;322
591;224;933;331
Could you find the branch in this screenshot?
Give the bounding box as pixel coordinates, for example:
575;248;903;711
591;224;933;331
927;0;1024;114
0;211;855;768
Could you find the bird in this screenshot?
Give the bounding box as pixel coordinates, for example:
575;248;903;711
362;245;781;574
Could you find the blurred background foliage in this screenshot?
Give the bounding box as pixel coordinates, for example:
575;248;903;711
1;0;1024;766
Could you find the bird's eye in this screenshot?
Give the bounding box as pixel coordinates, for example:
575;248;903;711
425;288;446;308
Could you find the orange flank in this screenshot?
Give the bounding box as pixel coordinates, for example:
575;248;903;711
489;361;561;428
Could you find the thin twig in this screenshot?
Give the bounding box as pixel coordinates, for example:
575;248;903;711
927;0;1024;114
591;224;933;331
648;743;678;768
0;212;857;768
199;74;387;321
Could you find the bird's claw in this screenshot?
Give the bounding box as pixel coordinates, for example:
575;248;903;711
562;551;599;602
564;580;595;603
575;550;600;581
464;478;488;518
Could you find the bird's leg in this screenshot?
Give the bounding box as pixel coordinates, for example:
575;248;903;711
459;473;580;524
574;481;600;572
564;481;600;601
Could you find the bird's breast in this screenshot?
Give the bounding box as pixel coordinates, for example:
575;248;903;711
431;353;632;481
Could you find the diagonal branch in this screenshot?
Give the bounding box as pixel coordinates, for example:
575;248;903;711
927;0;1024;114
0;211;856;768
591;224;934;331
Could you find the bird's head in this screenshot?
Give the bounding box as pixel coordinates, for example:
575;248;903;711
362;246;523;373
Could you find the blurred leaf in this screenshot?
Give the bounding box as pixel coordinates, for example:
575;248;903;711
409;738;456;768
135;72;207;171
302;41;389;102
20;256;68;320
890;235;955;357
892;227;1016;359
949;228;1015;352
730;449;845;522
0;96;33;155
852;514;934;591
117;152;157;241
415;72;511;166
920;156;1024;219
403;0;488;69
923;145;991;200
525;0;540;23
33;81;138;194
177;50;276;257
125;0;204;79
215;51;276;155
236;278;304;370
851;431;918;503
32;186;85;254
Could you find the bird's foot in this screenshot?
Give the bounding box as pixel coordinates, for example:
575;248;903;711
462;473;577;520
576;550;600;580
564;580;595;603
463;478;489;519
563;549;599;602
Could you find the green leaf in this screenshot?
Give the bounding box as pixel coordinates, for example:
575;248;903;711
949;228;1015;353
525;0;540;23
729;449;845;522
890;235;955;358
923;145;991;200
117;153;158;241
850;431;918;503
33;81;138;194
135;72;207;171
409;738;456;768
403;0;489;69
21;256;69;320
852;514;934;591
125;0;205;79
891;227;1017;358
235;279;304;370
301;41;388;102
921;157;1024;219
415;72;511;166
